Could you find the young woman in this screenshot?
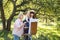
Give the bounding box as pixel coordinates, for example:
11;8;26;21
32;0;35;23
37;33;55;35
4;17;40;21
23;10;36;40
30;11;36;19
23;11;30;40
12;13;25;40
29;10;36;40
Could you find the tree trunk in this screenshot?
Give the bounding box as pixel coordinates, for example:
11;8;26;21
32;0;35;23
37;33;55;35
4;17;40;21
0;0;28;31
6;1;16;31
0;0;6;30
6;19;11;31
46;17;47;23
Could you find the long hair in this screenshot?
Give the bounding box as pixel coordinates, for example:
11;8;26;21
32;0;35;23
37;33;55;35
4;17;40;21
30;12;36;19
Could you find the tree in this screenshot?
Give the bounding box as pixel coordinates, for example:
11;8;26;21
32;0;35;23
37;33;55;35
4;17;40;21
0;0;30;31
0;0;6;30
0;0;60;31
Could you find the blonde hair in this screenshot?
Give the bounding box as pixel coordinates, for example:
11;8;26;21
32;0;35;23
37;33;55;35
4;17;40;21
18;12;23;18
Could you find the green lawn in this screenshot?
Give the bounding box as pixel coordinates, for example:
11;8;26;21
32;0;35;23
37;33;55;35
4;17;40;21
0;23;60;40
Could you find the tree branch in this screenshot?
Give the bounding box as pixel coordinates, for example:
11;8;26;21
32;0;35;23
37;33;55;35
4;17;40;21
16;1;29;8
4;0;9;7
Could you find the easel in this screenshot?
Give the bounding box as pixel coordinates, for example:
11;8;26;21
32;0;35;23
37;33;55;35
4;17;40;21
23;22;37;40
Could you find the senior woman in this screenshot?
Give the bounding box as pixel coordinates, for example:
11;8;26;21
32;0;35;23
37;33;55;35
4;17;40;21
12;13;25;40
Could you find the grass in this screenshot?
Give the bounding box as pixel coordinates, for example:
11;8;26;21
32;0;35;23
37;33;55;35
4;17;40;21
0;23;60;40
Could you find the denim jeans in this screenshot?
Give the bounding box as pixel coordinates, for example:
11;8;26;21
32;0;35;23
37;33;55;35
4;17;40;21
14;35;20;40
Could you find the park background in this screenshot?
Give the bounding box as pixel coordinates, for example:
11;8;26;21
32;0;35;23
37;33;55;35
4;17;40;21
0;0;60;40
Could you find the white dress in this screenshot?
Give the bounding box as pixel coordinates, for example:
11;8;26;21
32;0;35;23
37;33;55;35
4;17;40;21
12;19;23;37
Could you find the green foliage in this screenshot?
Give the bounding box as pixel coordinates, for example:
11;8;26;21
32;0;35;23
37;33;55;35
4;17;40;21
0;0;60;40
0;26;60;40
2;0;60;22
3;0;13;19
